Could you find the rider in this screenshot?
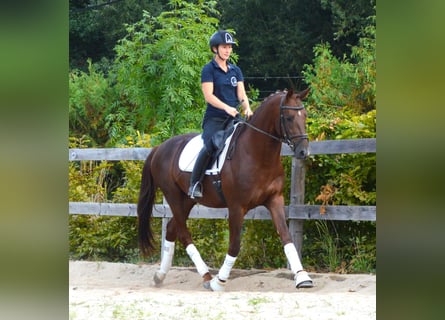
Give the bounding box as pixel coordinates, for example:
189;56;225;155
188;30;253;199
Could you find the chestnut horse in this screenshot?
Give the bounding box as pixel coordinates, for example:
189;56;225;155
137;88;313;291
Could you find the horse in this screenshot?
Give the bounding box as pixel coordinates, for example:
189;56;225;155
137;88;313;291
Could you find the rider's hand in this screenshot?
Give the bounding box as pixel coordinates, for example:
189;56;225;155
225;106;239;118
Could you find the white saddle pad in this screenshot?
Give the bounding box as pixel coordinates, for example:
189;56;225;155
179;123;240;174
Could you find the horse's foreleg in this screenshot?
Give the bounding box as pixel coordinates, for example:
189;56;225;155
185;243;210;277
209;254;237;291
267;196;314;288
284;242;313;288
185;243;212;287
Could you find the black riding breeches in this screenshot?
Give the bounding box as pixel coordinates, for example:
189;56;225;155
201;116;233;152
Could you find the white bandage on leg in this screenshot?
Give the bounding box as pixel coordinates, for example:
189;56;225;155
284;243;303;274
217;254;237;281
159;240;175;275
186;244;209;276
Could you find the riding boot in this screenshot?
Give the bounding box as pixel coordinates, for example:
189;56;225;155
188;147;212;199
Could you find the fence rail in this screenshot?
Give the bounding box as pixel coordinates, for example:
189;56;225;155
69;202;375;221
69;138;376;161
69;138;376;255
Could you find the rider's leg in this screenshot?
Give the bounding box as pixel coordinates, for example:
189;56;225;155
188;146;212;199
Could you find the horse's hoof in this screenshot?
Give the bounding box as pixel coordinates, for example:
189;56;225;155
295;271;313;288
209;277;226;292
202;272;213;290
153;271;166;285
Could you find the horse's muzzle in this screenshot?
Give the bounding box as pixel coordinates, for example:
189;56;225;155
293;141;310;160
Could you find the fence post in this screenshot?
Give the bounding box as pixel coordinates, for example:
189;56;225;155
289;157;305;259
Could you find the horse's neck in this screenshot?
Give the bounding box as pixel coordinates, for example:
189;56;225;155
239;113;282;163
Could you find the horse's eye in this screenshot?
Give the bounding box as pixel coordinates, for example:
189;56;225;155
286;116;294;122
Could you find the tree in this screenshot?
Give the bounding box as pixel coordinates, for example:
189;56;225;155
217;0;375;98
319;0;376;52
69;0;167;70
113;0;222;142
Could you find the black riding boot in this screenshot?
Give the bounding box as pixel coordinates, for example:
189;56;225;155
188;147;212;199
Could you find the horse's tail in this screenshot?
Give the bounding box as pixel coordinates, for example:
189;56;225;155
137;146;158;257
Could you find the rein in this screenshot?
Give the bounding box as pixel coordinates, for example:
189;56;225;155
235;94;308;150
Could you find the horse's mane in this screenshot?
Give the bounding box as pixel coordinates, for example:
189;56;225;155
263;90;286;103
250;90;287;118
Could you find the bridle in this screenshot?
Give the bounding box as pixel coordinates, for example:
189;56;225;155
236;94;308;151
279;95;309;151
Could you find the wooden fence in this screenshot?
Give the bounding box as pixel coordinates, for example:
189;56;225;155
69;138;376;256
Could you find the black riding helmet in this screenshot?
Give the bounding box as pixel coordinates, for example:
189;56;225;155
209;30;236;53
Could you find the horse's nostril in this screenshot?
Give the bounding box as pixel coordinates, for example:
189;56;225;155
297;149;308;159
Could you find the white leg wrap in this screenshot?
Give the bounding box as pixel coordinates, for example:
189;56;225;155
159;240;175;275
218;254;237;281
284;243;303;274
186;244;209;277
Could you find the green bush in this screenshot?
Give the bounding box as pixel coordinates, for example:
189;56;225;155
68;135;151;263
303;21;375;113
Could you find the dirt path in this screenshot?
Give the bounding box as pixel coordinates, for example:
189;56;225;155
69;260;376;319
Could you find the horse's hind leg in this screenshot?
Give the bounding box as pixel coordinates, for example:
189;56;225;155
173;207;213;287
153;218;178;285
208;208;244;291
156;194;212;288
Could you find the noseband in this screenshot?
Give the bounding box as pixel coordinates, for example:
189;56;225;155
238;94;308;151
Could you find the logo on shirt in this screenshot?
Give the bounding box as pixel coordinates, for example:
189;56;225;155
230;76;238;87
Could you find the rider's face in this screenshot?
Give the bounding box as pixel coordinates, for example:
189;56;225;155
216;44;232;60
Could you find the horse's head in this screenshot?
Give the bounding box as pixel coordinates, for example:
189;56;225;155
280;88;310;159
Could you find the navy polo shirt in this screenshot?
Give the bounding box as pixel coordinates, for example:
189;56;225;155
201;59;244;119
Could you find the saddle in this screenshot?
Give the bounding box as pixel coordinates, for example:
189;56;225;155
179;122;241;174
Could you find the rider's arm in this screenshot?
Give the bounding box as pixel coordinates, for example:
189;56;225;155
202;82;239;118
236;81;253;119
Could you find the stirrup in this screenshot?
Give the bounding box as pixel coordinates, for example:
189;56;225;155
188;182;203;199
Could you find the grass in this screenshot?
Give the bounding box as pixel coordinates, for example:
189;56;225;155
315;220;341;272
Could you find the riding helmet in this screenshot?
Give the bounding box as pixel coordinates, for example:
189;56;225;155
209;30;236;52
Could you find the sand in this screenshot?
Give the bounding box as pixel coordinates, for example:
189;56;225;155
69;260;376;319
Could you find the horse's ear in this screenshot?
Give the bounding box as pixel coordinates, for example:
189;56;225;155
297;87;310;100
286;88;294;99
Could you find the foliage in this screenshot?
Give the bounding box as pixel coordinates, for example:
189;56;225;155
113;0;221;144
69;61;114;146
302;20;375;113
320;0;376;43
305;109;376;206
302;219;376;273
70;1;375;100
218;0;375;98
69;61;144;146
69;0;166;70
237;220;287;269
69;134;154;262
314;220;341;272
